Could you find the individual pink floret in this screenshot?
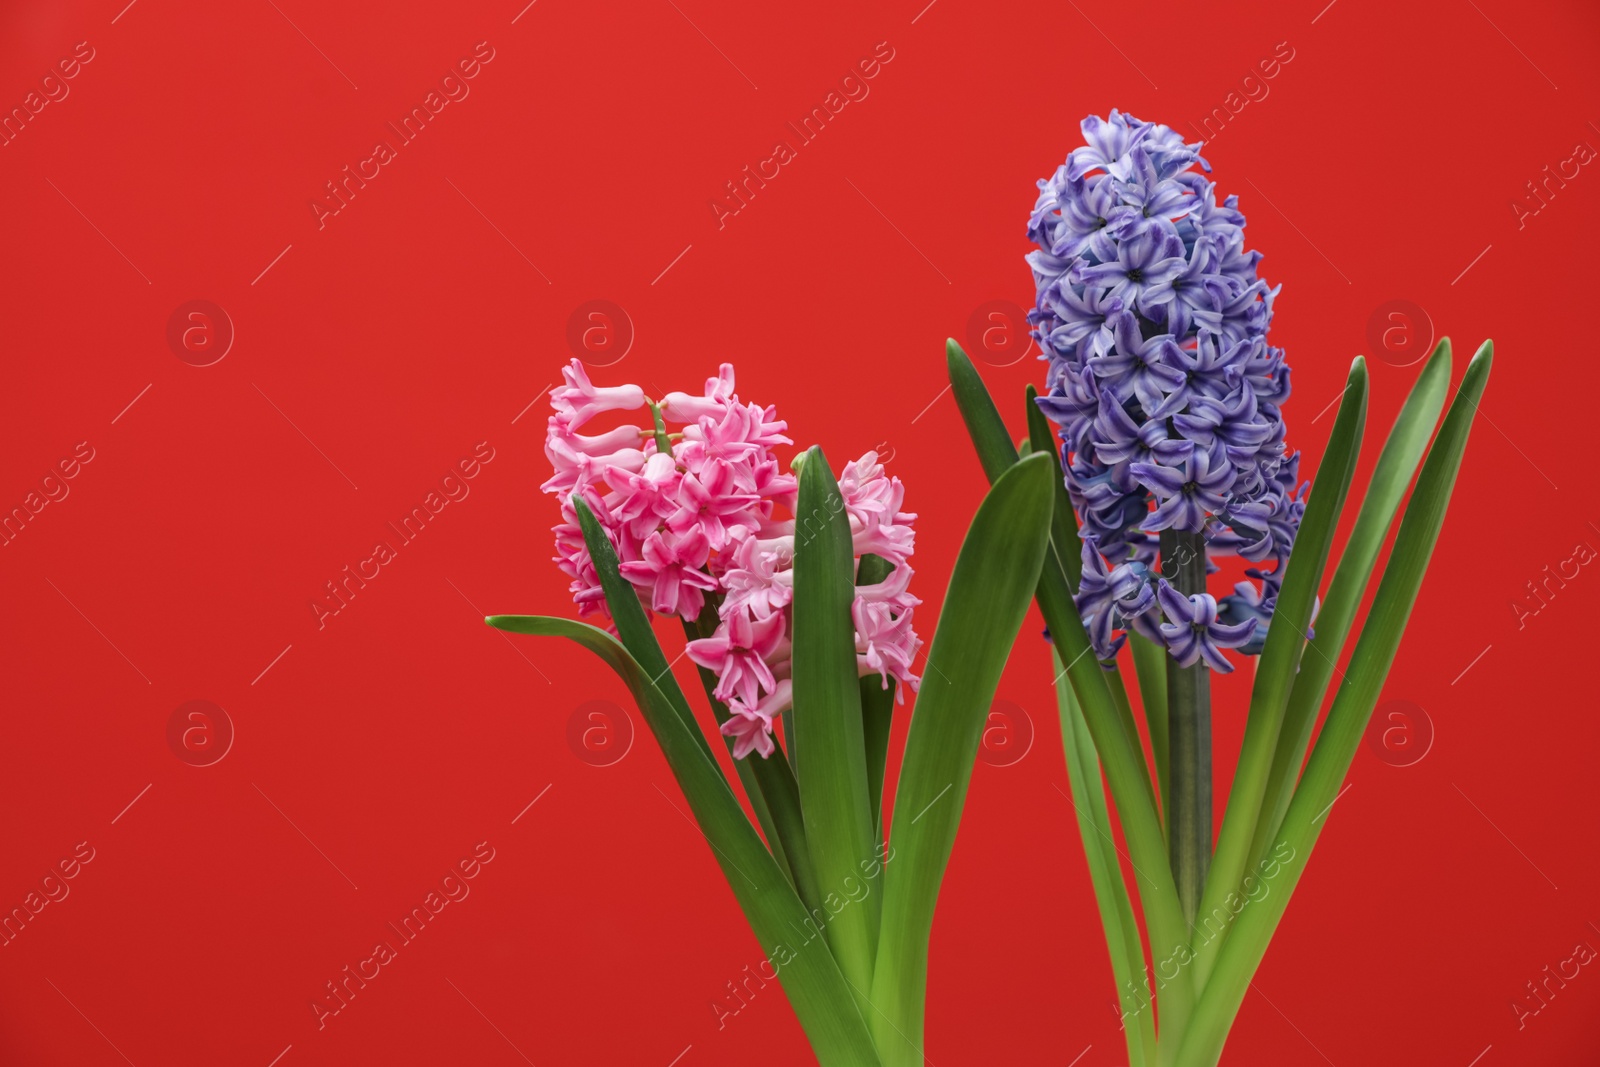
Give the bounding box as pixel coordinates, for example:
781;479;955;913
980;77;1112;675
618;528;719;619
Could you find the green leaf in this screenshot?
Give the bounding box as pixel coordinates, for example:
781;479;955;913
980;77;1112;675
792;447;880;1002
945;342;1191;1037
1193;357;1367;982
946;339;1021;483
1173;341;1493;1067
1129;632;1170;828
1249;339;1452;872
572;498;720;773
1055;649;1156;1067
486;614;882;1066
1024;382;1083;592
682;606;825;919
869;453;1055;1067
857;553;898;840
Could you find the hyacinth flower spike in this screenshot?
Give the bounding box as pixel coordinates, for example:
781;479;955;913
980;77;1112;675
486;361;1058;1067
948;109;1492;1066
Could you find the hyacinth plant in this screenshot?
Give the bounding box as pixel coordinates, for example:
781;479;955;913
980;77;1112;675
487;359;1056;1066
948;111;1492;1065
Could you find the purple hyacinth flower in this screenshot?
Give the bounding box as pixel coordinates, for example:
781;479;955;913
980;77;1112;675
1025;110;1305;664
1077;541;1157;661
1067;111;1151;181
1143;241;1224;339
1087;310;1187;414
1055;176;1138;263
1216;579;1273;655
1155;580;1256;672
1046;286;1123;362
1074;226;1187;317
1173;386;1278;469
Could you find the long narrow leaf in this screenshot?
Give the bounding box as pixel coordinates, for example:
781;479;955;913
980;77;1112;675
1194;358;1367;983
1173;341;1492;1067
486;614;882;1066
572;499;721;773
792;447;880;1002
947;339;1022;483
945;342;1192;1037
870;453;1055;1067
1024;382;1083;592
1249;339;1452;871
1056;650;1157;1067
1129;633;1169;826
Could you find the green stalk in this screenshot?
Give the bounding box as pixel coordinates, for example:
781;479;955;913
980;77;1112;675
1189;359;1368;990
1161;529;1212;930
857;553;898;840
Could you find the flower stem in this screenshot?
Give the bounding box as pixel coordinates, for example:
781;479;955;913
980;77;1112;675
1161;529;1211;929
646;400;674;453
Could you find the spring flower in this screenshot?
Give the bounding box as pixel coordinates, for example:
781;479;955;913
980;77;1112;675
543;359;921;756
617;528;720;619
852;597;923;698
1028;110;1307;671
1155;581;1257;672
686;607;787;707
720;680;792;760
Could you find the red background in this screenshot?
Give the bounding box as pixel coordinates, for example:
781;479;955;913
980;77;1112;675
1;0;1597;1063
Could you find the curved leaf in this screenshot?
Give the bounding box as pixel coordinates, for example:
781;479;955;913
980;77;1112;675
1249;339;1452;870
869;454;1055;1066
485;614;882;1066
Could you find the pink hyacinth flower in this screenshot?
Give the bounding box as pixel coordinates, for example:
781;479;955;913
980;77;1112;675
617;528;719;619
666;459;762;551
659;363;737;423
854;555;920;611
851;516;916;568
685;607;785;708
611;452;683;540
718;533;794;621
552;421;646;457
551;358;646;428
853;596;922;699
720;706;775;760
719;679;793;760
